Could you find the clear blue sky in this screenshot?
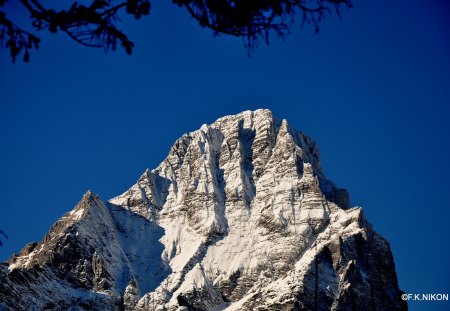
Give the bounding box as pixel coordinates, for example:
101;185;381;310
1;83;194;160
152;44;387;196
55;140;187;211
1;1;449;310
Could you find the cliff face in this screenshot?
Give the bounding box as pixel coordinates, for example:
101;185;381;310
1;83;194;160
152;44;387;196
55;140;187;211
0;109;407;310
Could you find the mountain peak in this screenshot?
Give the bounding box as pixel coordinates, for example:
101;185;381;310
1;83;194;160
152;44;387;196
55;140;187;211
83;189;95;199
0;110;406;311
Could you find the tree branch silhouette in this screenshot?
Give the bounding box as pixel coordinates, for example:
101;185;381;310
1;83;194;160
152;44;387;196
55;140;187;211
0;0;352;63
177;0;352;50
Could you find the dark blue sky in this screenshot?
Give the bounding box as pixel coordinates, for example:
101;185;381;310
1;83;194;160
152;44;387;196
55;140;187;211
1;1;449;310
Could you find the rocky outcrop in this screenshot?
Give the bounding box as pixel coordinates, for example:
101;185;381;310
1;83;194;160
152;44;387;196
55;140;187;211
0;109;406;310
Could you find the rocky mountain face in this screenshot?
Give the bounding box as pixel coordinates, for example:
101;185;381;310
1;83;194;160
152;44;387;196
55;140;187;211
0;109;407;310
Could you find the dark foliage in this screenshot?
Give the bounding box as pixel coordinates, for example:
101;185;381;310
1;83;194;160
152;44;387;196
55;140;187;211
1;0;150;63
177;0;353;50
1;0;352;63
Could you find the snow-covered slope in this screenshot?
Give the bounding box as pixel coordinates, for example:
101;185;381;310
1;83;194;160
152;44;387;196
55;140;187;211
0;109;407;310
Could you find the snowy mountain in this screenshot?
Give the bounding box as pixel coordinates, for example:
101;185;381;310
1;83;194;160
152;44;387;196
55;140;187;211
0;109;407;310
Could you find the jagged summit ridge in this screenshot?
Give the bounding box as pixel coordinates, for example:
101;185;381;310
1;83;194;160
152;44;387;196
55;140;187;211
0;109;406;311
112;109;348;217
